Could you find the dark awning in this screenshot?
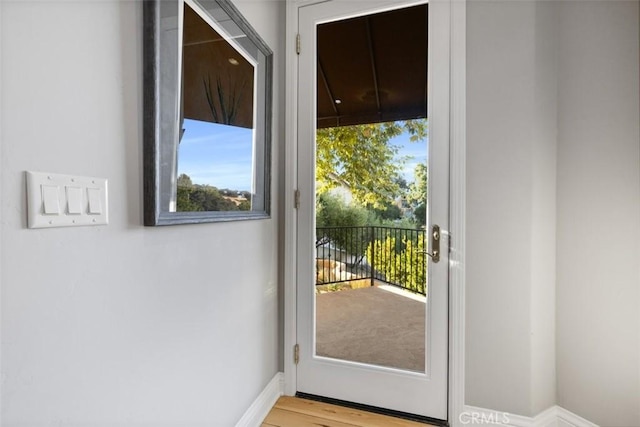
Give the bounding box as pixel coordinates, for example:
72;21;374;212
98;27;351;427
317;3;428;128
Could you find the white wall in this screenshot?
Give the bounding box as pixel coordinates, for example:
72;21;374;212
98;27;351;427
0;1;285;425
529;1;558;415
467;0;639;423
0;1;3;422
466;0;557;416
556;2;640;426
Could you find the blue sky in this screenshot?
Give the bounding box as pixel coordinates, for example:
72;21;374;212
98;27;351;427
390;131;428;183
178;119;254;191
178;119;428;191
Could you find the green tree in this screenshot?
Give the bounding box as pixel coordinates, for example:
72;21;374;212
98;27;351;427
177;173;194;188
176;173;241;212
395;176;409;192
369;200;402;222
413;203;427;228
316;119;427;208
316;193;375;257
407;163;428;227
177;187;203;211
316;193;374;229
407;163;427;207
176;174;203;211
366;232;427;294
189;186;238;211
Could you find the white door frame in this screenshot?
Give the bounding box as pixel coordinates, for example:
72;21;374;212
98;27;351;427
282;0;466;424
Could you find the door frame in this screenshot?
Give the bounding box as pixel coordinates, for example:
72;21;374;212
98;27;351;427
282;0;466;424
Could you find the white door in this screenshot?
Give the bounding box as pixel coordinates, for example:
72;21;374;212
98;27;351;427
295;0;450;420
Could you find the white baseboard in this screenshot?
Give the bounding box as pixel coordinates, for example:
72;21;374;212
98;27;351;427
533;406;560;427
235;377;599;427
555;407;599;427
235;372;284;427
462;405;599;427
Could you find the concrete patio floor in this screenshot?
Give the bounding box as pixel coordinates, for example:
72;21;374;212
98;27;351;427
316;285;426;372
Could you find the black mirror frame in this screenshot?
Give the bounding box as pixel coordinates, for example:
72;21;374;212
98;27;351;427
143;0;273;226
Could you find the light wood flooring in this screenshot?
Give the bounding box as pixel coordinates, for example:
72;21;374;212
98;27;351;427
262;396;436;427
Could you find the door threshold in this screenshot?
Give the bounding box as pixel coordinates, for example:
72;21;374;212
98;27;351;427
295;392;448;426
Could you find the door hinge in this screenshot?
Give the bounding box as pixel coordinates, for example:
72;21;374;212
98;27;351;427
296;33;301;55
294;344;300;364
294;189;300;209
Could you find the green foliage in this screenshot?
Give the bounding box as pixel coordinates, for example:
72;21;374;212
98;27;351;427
407;163;428;207
316;191;418;229
177;173;194;188
316;193;373;228
413;203;427;228
378;217;419;229
395;176;409;192
406;163;428;227
238;199;251;210
316;119;427;208
177;186;203;211
316;193;375;257
369;200;403;222
366;232;427;294
176;173;250;212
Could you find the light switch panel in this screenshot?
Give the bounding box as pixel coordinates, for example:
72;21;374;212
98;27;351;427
26;171;108;229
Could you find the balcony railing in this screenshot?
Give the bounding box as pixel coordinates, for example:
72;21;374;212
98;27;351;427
316;225;427;295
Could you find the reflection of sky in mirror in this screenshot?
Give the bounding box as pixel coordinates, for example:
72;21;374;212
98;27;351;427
178;119;253;191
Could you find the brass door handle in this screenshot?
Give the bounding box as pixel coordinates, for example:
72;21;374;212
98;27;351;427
421;225;440;263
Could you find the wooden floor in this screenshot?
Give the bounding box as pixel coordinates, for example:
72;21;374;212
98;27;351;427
262;396;435;427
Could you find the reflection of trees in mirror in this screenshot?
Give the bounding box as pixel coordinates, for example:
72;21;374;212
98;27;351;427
176;174;250;212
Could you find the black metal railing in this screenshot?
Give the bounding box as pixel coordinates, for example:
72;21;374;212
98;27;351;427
316;226;427;295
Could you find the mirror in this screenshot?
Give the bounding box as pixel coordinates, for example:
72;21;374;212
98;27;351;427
143;0;273;225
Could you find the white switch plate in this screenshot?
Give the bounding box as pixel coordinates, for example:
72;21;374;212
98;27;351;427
26;171;108;229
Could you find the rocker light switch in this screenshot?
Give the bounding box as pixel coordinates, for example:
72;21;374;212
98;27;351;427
42;185;60;215
26;171;108;228
87;188;102;214
66;186;83;214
